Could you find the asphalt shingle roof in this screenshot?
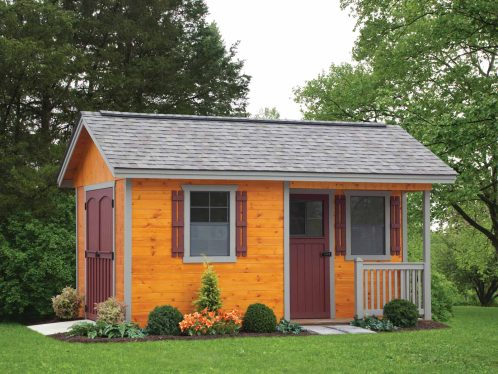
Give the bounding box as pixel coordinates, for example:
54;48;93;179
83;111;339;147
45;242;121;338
78;111;456;180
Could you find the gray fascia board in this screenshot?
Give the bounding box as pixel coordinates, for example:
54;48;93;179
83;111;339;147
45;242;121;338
113;168;456;184
82;120;116;179
57;117;84;188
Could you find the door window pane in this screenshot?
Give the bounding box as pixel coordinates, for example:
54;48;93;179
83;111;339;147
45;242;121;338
290;199;324;237
350;196;385;255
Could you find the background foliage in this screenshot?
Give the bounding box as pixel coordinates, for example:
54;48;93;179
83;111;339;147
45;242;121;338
0;0;249;321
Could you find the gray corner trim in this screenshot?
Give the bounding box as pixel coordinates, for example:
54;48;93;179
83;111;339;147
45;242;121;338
75;189;78;291
114;168;457;185
84;181;115;191
345;191;392;261
124;179;133;322
182;185;238;264
423;190;432;320
112;181;116;298
283;181;290;320
402;192;408;262
329;190;335;319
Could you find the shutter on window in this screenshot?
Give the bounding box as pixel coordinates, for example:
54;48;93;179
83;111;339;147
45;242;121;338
390;196;401;256
334;194;346;256
236;191;247;257
172;191;184;257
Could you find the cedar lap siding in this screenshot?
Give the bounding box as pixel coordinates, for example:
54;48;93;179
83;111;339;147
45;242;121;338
59;111;456;326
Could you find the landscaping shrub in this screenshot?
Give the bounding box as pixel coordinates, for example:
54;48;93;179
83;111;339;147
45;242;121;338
383;299;419;327
351;316;395;331
432;272;457;322
51;286;82;319
179;308;242;336
95;297;125;324
276;319;302;334
242;303;277;333
0;210;75;322
146;305;183;335
194;264;222;312
68;321;144;339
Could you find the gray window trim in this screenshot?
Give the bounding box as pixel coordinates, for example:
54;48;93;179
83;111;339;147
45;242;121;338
182;185;238;263
345;191;391;261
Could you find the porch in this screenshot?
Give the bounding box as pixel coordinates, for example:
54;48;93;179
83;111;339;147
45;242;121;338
283;184;432;321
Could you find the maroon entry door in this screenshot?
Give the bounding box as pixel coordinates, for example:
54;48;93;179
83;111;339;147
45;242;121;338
290;194;330;319
85;187;114;320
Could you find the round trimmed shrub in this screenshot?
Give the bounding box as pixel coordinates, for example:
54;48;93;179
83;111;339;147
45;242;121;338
383;299;419;327
146;305;183;335
242;303;277;333
95;297;125;324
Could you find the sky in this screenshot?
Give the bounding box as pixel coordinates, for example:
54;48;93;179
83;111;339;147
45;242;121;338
205;0;357;119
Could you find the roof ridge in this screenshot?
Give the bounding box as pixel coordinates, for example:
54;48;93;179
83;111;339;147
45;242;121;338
93;110;387;128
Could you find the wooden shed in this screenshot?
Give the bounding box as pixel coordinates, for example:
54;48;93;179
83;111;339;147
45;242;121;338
58;111;456;326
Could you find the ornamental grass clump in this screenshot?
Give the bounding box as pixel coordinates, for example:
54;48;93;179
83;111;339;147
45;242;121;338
52;286;82;320
95;297;126;324
194;263;222;312
179;308;242;336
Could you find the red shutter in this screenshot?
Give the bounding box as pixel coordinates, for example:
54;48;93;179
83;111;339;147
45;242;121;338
172;190;184;257
334;194;346;256
236;191;247;257
390;196;401;256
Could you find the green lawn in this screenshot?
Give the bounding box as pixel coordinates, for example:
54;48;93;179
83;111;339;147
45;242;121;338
1;307;497;373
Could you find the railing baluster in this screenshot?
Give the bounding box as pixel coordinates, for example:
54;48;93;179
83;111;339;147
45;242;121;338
383;270;387;308
364;269;368;315
418;270;422;310
370;270;374;311
394;271;398;299
411;270;416;305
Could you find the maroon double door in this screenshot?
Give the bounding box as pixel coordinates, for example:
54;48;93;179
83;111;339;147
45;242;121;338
290;194;331;319
85;187;114;320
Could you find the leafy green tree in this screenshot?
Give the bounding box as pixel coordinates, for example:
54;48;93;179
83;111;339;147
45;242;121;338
434;212;498;306
296;1;498;258
0;0;249;321
253;107;280;120
194;264;222;312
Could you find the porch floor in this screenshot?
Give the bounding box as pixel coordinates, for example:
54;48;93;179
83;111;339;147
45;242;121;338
291;318;352;326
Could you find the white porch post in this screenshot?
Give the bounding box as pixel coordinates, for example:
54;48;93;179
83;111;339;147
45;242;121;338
423;190;432;320
354;258;364;319
402;192;408;262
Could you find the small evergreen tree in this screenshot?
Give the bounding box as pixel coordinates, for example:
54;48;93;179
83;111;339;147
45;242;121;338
194;264;222;312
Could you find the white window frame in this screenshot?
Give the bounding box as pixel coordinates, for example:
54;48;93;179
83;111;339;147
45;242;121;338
345;191;391;260
182;185;238;263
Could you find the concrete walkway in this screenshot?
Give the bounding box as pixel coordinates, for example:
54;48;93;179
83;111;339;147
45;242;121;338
303;325;375;335
27;320;94;335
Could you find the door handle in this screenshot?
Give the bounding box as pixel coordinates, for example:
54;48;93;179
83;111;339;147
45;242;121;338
321;251;332;257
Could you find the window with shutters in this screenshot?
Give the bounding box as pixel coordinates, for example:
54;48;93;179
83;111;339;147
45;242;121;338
182;185;238;263
345;191;391;260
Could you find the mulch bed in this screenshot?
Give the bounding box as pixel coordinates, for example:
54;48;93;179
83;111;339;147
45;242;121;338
396;320;449;331
50;331;315;343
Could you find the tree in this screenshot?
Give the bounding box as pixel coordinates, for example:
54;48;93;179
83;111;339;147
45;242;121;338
0;0;249;321
253;107;280;120
194;264;222;312
434;211;498;306
295;1;498;258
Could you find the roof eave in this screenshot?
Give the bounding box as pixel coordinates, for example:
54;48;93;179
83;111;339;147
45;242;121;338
113;168;457;185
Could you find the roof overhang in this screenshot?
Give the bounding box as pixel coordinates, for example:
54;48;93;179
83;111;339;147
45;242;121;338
57;117;115;188
113;167;457;184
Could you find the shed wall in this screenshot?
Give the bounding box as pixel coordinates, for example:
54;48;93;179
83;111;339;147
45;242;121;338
131;179;285;326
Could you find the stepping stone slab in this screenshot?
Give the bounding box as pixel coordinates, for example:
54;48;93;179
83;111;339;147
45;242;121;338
303;326;346;335
327;325;376;334
27;320;94;336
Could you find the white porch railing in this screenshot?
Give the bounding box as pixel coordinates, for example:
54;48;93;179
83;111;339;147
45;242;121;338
354;258;426;318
